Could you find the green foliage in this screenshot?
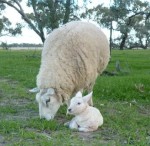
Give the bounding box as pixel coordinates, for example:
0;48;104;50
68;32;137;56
1;42;8;50
0;15;22;37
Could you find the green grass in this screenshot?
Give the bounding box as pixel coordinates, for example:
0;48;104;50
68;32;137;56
0;49;150;146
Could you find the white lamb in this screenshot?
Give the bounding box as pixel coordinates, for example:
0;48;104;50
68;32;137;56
65;91;103;132
35;21;110;120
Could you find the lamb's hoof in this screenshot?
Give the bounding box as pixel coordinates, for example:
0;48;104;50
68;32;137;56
64;122;70;127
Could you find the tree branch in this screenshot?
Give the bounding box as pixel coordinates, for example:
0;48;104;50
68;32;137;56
0;0;45;42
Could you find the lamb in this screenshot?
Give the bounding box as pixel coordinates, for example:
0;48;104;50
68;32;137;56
35;21;110;120
65;91;103;132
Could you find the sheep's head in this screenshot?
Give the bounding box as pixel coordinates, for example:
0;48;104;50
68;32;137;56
67;91;93;115
36;88;61;120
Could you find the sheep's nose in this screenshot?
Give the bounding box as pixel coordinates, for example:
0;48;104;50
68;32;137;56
68;108;72;112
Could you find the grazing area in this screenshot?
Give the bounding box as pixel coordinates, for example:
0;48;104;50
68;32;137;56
0;49;150;146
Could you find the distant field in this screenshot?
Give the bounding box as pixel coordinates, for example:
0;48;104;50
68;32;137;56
0;49;149;146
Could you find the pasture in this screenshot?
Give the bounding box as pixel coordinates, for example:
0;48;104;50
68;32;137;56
0;49;149;146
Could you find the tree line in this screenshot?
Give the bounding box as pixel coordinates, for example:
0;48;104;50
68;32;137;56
0;42;43;50
0;0;150;50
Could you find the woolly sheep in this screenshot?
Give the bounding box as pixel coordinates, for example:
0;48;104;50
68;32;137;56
36;21;110;120
65;91;103;132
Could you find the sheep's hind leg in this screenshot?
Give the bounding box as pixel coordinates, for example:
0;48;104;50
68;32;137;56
88;96;93;106
87;85;94;106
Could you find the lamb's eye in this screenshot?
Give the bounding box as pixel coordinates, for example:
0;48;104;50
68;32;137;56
77;102;81;105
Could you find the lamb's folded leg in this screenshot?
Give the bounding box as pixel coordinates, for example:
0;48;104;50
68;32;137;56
68;118;78;130
64;121;70;127
78;124;98;132
64;118;78;130
78;127;95;132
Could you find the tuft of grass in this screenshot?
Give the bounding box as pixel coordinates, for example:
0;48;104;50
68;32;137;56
0;49;150;145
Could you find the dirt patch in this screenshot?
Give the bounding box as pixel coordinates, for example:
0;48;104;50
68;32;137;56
0;135;6;146
0;78;19;85
137;104;150;116
0;78;38;121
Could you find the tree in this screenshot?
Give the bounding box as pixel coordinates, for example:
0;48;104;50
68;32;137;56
107;0;150;50
128;19;150;49
133;10;150;49
1;42;8;50
0;3;22;37
89;0;150;50
0;0;89;43
81;4;114;53
96;5;114;53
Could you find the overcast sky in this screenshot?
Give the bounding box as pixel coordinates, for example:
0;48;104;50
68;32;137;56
1;0;110;44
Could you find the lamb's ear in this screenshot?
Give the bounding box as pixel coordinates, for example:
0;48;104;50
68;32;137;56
47;88;55;95
75;91;82;98
83;92;93;103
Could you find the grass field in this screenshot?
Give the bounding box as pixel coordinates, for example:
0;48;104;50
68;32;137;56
0;49;150;146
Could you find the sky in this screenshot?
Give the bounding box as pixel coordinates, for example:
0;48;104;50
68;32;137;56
0;0;110;44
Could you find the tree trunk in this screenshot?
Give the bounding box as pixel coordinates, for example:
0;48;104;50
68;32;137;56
109;21;112;54
120;33;128;50
63;0;71;24
47;0;59;30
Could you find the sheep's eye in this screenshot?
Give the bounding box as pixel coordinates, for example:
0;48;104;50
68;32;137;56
77;102;81;105
46;99;50;106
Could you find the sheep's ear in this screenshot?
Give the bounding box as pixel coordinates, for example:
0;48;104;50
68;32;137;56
83;92;93;103
75;91;82;98
47;88;55;95
29;87;39;93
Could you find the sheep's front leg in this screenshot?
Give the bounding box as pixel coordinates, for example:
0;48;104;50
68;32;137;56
65;99;70;107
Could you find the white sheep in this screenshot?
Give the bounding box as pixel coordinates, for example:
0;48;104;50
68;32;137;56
65;91;103;132
35;21;110;120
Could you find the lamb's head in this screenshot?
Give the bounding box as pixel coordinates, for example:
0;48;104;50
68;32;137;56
36;88;61;120
67;91;93;115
